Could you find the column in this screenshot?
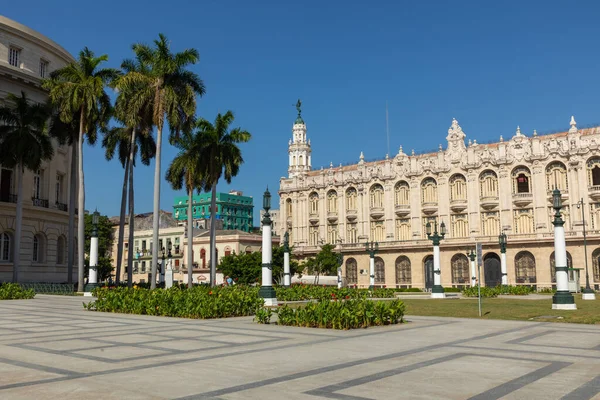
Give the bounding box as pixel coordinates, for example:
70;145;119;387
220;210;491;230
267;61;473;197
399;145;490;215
369;255;375;289
500;251;508;285
551;189;576;310
431;243;445;298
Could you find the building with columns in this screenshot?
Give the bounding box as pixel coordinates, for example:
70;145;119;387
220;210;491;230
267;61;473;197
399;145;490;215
279;108;600;290
0;16;76;283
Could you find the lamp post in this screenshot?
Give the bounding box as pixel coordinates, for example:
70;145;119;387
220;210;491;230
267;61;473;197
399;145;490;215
577;198;596;300
365;241;378;289
283;231;291;287
551;189;577;310
165;242;174;288
468;249;476;287
498;231;508;285
160;247;166;285
84;209;100;294
336;238;344;289
259;187;277;305
426;220;446;298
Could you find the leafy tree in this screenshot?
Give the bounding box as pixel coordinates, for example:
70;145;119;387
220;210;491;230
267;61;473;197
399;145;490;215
0;92;53;282
165;124;205;288
117;34;205;289
43;47;120;291
83;213;114;281
194;111;251;286
303;244;342;284
218;246;299;285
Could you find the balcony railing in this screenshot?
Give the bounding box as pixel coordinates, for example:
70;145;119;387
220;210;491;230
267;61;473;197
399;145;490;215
0;194;17;203
32;197;49;208
55;202;68;212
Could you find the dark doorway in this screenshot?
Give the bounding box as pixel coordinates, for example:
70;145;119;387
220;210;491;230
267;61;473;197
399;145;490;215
484;253;501;287
424;255;434;290
0;169;12;202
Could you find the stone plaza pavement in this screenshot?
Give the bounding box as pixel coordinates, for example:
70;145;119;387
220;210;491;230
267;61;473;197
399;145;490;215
0;296;599;399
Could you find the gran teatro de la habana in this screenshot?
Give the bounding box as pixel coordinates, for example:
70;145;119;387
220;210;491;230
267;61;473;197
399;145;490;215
278;109;600;291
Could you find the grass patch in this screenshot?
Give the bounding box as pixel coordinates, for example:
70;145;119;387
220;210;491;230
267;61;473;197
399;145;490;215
402;295;600;324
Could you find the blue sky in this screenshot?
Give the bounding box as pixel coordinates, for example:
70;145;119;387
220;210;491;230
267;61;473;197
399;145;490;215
4;0;600;224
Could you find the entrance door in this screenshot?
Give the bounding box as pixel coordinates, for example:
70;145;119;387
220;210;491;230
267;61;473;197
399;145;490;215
0;169;12;202
484;253;501;287
424;255;434;290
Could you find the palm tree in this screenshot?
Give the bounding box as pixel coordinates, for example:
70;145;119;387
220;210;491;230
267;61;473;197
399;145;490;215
0;92;54;282
43;47;120;291
195;111;251;286
102;125;155;285
165;124;205;288
117;34;205;289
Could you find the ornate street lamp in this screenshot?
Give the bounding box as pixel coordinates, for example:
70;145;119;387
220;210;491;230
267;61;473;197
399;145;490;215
468;249;477;287
498;231;508;285
365;241;379;289
577;198;596;300
551;189;576;310
283;231;291;287
84;209;100;294
259;187;277;305
426;220;446;298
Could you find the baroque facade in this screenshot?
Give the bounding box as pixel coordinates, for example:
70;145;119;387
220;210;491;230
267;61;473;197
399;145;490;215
279;109;600;290
0;16;76;283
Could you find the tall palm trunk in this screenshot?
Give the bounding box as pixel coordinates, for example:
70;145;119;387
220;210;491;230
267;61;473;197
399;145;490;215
209;182;217;286
187;183;193;288
115;157;130;284
67;144;76;284
127;128;137;288
12;164;24;282
77;109;85;291
151;124;163;290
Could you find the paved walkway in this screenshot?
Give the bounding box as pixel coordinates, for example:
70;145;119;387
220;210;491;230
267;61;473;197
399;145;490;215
0;295;599;399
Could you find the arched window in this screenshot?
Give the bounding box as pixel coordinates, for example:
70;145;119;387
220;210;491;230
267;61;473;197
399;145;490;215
224;246;232;257
515;251;536;284
346;223;358;244
327;223;338;244
481;212;500;236
327;190;338;213
245;246;252;255
374;257;385;284
592;248;600;282
512;166;532;194
57;236;66;265
299;155;304;165
200;248;206;268
587;157;600;187
421;178;437;203
479;170;498;198
0;232;12;261
513;209;534;234
394;181;410;206
451;214;468;238
546;162;568;192
286;198;292;217
309;192;319;214
449;174;467;201
550;251;572;283
395;256;411;285
370;184;384;208
395;219;411;241
370;221;385;242
346;187;357;211
451;254;470;284
32;234;46;263
345;258;357;284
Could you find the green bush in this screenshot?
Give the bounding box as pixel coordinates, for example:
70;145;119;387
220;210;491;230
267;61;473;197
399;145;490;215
461;286;499;298
462;285;534;298
0;283;35;300
443;287;461;293
274;286;401;301
260;298;405;329
85;285;262;319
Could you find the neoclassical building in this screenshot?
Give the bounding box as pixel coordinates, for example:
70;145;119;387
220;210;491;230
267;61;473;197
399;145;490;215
279;109;600;290
0;16;75;282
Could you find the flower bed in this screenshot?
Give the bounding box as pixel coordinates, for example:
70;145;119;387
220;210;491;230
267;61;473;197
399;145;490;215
85;285;262;319
0;283;35;300
256;298;405;329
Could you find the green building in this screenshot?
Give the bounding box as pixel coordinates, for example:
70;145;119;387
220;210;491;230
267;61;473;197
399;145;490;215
172;190;254;232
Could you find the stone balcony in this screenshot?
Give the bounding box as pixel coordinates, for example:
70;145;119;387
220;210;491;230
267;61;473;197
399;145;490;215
421;202;438;215
512;193;533;207
449;198;468;212
327;212;338;222
589;185;600;201
346;209;357;221
479;196;499;210
369;207;385;219
308;213;319;224
394;204;410;217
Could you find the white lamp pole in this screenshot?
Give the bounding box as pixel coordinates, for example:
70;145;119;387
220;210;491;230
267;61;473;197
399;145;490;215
468;250;476;287
365;241;378;290
551;189;577;310
259;187;277;306
499;232;508;285
426;221;446;299
283;231;291;287
84;210;100;295
578;198;596;300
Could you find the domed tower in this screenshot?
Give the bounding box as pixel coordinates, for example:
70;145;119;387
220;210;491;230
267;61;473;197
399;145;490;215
288;99;312;178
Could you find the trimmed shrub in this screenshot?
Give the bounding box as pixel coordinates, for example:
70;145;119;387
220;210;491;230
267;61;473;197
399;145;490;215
0;283;35;300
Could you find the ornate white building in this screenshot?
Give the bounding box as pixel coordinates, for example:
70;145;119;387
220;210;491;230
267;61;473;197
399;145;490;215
0;16;75;282
279;108;600;290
